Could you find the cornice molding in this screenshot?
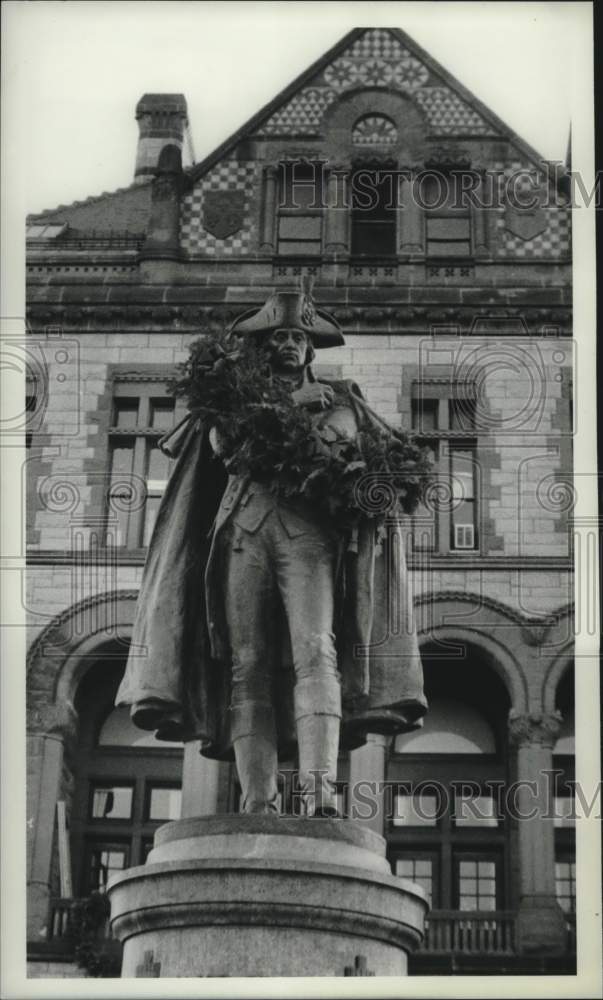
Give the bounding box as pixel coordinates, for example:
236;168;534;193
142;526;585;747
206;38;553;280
25;300;573;334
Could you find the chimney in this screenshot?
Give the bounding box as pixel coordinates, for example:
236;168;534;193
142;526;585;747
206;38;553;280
134;94;188;184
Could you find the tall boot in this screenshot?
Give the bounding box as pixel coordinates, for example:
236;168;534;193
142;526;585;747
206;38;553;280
296;713;341;818
232;734;280;814
230;700;280;815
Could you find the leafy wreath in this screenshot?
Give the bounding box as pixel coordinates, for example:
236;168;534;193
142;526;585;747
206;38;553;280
170;329;433;525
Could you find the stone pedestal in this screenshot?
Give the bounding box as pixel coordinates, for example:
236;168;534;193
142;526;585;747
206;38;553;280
108;816;427;978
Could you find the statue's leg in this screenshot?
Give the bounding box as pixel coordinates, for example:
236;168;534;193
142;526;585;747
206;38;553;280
223;525;279;815
275;521;342;817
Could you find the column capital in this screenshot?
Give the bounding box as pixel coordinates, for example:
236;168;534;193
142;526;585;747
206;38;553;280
507;710;563;748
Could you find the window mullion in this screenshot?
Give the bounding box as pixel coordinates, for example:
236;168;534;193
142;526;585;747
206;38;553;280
128;436;148;548
440;440;452;555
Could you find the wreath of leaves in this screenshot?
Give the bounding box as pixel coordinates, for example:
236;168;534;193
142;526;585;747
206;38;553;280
170;329;433;524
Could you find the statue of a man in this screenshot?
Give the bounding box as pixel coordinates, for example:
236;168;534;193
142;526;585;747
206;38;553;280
116;290;426;817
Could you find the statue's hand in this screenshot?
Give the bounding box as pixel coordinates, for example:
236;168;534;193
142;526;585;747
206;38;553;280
291;382;334;411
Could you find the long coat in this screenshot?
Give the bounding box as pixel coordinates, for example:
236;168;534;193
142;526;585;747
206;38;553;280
116;379;427;759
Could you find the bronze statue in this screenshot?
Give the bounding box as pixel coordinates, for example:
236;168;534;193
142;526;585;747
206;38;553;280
116;289;426;816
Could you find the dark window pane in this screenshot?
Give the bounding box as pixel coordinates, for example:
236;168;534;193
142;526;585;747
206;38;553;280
150;401;175;431
351;221;396;256
412;398;438;432
351;170;397;256
113;400;139;428
91;784;133;819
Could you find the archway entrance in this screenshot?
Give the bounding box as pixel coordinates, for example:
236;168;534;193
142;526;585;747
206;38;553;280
69;642;183;896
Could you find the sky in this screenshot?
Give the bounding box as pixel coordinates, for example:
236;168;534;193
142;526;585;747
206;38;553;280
1;1;592;216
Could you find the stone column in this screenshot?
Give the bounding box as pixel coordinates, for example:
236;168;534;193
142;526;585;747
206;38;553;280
508;710;568;953
259;166;278;253
348;734;390;835
324;166;349;253
181;742;230;817
472;169;490;257
26;702;76;939
398;171;424;254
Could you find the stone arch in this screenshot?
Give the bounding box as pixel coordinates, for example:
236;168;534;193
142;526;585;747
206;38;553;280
414;590;530;713
26;589;138;738
320;87;427;162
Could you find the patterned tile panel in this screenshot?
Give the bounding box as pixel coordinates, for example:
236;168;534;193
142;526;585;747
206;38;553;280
180;160;258;255
491;161;572;259
255;28;496;137
414;87;493;134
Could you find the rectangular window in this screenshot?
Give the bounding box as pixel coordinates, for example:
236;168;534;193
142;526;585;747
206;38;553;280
424;173;472;258
411;387;479;554
395;858;434;905
455;858;499;912
454;794;500;828
146;785;182;821
277;161;323;256
106;385;176;548
555;859;576;913
393;792;440;827
351;169;397;257
90;783;134;820
88;844;128;892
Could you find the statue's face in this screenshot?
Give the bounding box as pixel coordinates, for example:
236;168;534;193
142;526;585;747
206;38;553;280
266;327;309;373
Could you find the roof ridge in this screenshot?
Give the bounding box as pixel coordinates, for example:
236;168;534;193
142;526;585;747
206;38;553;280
27;179;153;221
185;25;557;186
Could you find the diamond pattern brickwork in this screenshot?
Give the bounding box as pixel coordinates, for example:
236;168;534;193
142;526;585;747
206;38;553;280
255;28;496;137
492;161;571;260
180;160;258;255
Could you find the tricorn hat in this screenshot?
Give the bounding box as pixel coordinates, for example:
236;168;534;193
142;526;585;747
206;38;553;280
229;290;344;348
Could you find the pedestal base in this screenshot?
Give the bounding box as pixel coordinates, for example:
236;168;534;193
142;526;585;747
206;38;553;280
108;816;428;978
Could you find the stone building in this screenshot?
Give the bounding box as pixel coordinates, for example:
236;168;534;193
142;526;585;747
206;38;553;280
24;27;575;976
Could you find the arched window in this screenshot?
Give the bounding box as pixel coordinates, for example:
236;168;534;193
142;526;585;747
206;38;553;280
352;114;398;147
70;657;183;895
388;649;509;914
394;698;497;754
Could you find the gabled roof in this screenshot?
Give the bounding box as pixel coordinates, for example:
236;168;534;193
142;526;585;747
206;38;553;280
187;26;557;183
26;180;152;231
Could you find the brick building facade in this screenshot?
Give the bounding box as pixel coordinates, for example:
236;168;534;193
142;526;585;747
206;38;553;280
25;28;575;976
